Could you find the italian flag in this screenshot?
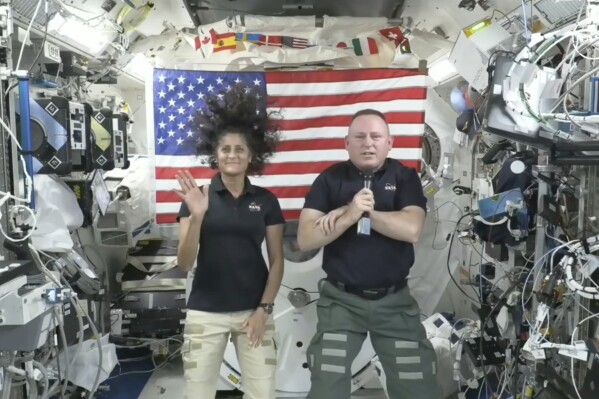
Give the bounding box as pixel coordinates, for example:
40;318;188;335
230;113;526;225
351;37;379;56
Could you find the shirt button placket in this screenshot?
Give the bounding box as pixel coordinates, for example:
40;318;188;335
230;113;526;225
233;198;240;216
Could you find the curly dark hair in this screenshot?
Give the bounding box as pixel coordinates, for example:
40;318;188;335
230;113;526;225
195;84;280;175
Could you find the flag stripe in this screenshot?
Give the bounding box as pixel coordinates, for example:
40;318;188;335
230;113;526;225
157;209;303;224
157;198;306;214
368;37;378;54
265;69;425;84
155;174;322;190
271;148;422;163
271;88;427;108
156;214;178;224
155;148;421;167
156;162;332;179
155;159;421;181
266;75;429;96
276;112;425;131
276;136;422;151
283;209;302;220
280;124;425;139
276;100;426;120
157;186;311;203
352;38;364;56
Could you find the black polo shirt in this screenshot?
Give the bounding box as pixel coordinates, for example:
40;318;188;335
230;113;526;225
178;174;284;312
303;158;426;289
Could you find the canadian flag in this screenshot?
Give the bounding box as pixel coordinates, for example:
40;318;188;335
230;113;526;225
181;32;209;56
193;37;202;50
197;28;214;49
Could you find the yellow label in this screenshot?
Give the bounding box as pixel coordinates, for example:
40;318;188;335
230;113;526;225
91;118;112;151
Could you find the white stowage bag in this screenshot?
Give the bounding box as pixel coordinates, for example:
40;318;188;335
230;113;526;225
27;175;84;252
104;156;152;231
58;334;118;392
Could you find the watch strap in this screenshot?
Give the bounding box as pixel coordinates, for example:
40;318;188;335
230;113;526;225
258;302;274;314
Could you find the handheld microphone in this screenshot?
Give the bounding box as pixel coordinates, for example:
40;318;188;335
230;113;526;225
357;173;373;236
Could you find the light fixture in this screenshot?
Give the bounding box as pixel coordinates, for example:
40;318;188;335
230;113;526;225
463;19;492;38
48;13;113;55
428;58;457;82
124;54;152;79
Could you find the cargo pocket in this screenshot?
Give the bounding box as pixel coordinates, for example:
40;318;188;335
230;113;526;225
306;294;334;370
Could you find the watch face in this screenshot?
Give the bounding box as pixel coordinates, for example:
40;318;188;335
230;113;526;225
260;304;273;314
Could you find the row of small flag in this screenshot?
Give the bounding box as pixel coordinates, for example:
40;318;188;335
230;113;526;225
192;26;411;56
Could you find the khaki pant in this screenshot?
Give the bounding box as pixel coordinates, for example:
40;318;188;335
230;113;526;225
306;280;439;399
183;309;277;399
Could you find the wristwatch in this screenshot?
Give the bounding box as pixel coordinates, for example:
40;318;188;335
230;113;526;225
257;303;274;315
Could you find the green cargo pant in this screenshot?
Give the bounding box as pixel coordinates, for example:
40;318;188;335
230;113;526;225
306;280;439;399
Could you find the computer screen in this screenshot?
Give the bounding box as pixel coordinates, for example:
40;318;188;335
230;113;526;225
91;170;111;216
483;55;554;149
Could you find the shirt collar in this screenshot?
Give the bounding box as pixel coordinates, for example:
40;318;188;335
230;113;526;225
347;158;389;178
210;174;255;194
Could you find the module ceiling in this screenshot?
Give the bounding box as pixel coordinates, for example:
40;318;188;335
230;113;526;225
182;0;407;26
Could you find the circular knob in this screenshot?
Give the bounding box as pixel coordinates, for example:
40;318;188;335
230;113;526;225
510;160;526;174
287;289;311;308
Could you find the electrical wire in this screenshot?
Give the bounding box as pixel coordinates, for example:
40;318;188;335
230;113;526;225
15;0;44;71
114;336;184;368
518;234;599;395
64;282;103;399
32;361;50;399
0;108;37;242
55;306;69;399
520;0;530;44
28;253;70;398
60;279;85;398
561;237;599;299
447;212;481;304
570;33;599;62
570;312;599;399
27;0;50;73
51;312;64;399
560;0;587;72
506;3;596;137
280;283;319;294
113;271;162;305
490;8;515;29
477;277;524;393
107;345;182;381
520;242;575;326
30;245;103;399
1;353;15;399
550;62;599;114
431;200;463;250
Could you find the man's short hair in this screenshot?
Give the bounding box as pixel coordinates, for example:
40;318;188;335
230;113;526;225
350;109;387;123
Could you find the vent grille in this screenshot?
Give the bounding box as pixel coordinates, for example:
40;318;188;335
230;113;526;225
535;0;585;24
12;0;61;28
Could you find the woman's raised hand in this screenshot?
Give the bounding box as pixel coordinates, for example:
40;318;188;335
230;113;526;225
174;170;209;217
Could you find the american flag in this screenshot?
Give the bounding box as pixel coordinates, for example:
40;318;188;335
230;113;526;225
152;68;428;224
